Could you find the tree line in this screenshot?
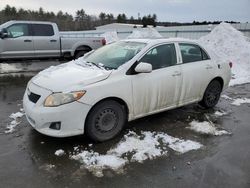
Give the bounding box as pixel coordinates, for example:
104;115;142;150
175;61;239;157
0;5;159;31
0;5;240;31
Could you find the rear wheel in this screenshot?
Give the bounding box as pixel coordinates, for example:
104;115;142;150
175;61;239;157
199;80;222;108
85;100;127;142
75;50;87;59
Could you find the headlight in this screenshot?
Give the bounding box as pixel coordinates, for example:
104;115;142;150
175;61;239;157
44;91;86;107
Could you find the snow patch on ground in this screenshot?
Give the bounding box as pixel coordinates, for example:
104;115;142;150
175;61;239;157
199;22;250;86
5;111;25;133
221;95;233;100
127;28;162;39
214;110;228;116
188;120;230;136
55;149;65;156
231;98;250;106
71;131;202;177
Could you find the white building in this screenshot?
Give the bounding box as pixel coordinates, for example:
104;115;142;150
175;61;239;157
96;23;163;31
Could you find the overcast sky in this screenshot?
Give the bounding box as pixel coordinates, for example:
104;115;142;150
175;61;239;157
1;0;250;22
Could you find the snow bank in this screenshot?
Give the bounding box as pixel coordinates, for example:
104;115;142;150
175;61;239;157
101;31;119;44
71;131;202;177
5;111;25;133
199;23;250;86
188;120;230;136
127;28;162;39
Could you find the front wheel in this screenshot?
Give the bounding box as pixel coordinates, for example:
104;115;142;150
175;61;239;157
85;100;127;142
199;80;222;108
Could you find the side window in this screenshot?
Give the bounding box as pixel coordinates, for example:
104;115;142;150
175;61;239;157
6;24;30;38
140;44;177;70
179;43;203;63
32;24;54;36
201;48;210;60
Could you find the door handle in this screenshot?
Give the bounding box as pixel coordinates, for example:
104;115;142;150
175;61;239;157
172;71;181;77
24;39;32;42
206;65;213;69
50;40;57;42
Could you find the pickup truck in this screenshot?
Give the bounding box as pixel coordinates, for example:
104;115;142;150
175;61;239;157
0;20;106;60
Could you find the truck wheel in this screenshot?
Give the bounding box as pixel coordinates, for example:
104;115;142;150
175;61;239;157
199;80;222;109
85;100;127;142
75;51;87;59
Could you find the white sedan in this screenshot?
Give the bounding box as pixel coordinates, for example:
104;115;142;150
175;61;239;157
23;38;231;141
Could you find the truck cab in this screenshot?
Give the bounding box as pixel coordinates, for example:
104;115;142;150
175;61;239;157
0;21;61;59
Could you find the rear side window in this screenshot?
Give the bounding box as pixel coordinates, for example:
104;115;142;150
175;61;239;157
6;24;31;38
179;43;209;63
32;24;54;36
140;43;177;70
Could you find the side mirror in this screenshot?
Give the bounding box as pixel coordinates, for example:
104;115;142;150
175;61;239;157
0;28;8;39
135;62;152;73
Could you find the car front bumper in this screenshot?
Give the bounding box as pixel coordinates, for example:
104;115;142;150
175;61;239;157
23;82;92;137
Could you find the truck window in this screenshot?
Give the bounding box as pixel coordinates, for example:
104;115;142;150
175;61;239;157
6;24;31;38
32;24;54;36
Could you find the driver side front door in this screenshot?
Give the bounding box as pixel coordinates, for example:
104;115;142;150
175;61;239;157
1;23;34;59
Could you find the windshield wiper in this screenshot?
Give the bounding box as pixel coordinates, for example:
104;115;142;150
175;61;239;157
87;61;107;70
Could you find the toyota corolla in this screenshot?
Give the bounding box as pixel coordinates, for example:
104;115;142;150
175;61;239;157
23;38;231;142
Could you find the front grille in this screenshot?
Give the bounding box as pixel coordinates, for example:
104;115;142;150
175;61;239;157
28;92;41;103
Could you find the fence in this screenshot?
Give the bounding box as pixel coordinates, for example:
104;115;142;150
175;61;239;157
60;23;250;40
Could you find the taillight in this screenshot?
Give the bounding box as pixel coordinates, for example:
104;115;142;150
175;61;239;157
101;38;106;46
229;62;233;68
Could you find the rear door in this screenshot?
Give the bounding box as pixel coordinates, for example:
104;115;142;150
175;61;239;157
32;24;60;58
131;43;182;117
177;43;216;103
1;23;34;58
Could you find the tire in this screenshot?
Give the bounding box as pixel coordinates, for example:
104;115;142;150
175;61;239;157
199;80;222;108
75;50;87;59
85;100;127;142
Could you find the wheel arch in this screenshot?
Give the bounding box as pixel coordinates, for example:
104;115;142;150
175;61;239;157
200;76;224;101
74;45;92;57
210;76;224;90
84;97;130;130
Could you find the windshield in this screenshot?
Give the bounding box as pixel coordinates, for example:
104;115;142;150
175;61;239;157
80;41;146;69
0;21;12;30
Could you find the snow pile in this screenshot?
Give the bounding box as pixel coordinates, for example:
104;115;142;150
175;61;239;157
5;111;24;133
127;28;162;39
188;120;230;136
199;22;250;86
55;149;65;156
71;131;202;177
101;31;119;44
231;98;250;106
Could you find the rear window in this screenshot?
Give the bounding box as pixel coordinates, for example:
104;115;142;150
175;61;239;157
179;43;210;63
32;24;54;36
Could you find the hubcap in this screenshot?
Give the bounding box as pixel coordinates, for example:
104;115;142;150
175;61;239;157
95;109;118;133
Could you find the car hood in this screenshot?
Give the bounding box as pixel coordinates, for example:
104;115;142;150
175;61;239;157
31;62;112;92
